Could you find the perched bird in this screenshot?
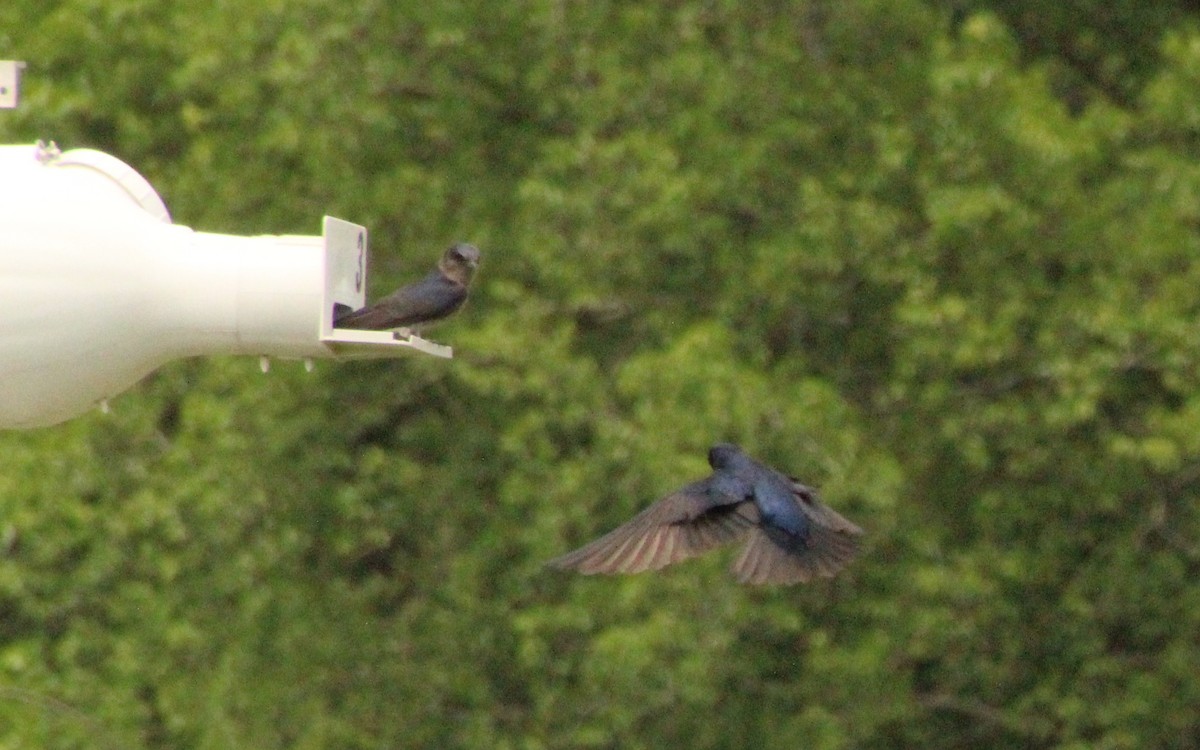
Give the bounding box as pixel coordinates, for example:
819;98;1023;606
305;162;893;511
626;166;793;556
335;243;481;332
548;443;863;585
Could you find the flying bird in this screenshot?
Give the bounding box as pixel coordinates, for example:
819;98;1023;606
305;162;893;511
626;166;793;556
548;443;863;585
335;243;481;332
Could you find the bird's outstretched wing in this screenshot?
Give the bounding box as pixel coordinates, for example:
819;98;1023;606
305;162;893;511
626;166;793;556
731;481;863;585
548;479;755;575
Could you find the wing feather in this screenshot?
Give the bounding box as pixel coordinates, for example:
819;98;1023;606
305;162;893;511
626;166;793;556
548;478;754;575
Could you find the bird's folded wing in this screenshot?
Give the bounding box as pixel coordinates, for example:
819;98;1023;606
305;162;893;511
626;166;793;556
335;276;464;329
548;481;756;575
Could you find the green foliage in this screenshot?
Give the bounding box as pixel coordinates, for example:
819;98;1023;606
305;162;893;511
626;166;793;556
2;1;1200;748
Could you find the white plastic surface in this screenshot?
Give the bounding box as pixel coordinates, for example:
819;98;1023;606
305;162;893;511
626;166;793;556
55;148;171;222
324;216;367;312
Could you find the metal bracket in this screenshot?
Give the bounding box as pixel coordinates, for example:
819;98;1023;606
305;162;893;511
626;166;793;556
0;61;25;109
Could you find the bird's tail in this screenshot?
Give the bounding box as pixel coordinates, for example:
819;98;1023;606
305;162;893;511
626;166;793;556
731;522;861;585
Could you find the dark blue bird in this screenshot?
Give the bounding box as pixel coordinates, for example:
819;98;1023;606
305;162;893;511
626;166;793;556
549;443;863;585
334;243;481;331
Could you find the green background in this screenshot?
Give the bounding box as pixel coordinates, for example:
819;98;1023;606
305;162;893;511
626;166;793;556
3;1;1200;747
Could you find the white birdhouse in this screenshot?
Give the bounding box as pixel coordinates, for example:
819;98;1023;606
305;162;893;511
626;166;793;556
0;142;451;429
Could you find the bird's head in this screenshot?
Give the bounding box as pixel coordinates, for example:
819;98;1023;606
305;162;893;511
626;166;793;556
707;443;747;471
440;243;481;285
